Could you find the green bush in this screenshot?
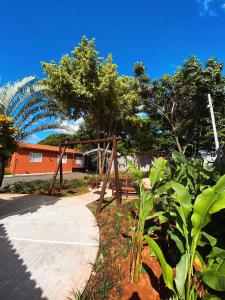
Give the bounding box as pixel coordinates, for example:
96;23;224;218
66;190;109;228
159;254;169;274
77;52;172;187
2;178;88;194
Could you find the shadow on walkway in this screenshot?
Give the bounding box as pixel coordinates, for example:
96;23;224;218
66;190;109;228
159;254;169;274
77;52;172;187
0;224;47;300
0;194;60;219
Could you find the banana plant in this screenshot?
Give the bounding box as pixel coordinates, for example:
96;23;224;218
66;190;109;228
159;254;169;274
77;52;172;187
145;175;225;299
171;151;218;197
128;157;170;283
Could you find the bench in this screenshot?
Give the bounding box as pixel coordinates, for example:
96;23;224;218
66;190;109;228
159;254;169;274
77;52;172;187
109;177;137;198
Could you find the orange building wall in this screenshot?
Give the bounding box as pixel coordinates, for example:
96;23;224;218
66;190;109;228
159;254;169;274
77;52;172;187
9;148;83;175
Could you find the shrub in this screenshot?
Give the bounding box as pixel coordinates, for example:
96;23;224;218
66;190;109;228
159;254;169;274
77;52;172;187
2;178;88;194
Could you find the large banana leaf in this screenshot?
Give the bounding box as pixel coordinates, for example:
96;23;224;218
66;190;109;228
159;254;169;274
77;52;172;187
207;247;225;267
172;151;187;166
169;229;185;254
145;235;174;291
175;251;189;299
203;295;221;300
192;175;225;237
208;247;225;259
150;157;169;189
170;181;192;220
141;189;154;220
201;259;225;291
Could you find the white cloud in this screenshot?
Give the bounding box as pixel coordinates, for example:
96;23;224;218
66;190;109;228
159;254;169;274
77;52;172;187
56;118;84;134
25;133;40;143
197;0;217;16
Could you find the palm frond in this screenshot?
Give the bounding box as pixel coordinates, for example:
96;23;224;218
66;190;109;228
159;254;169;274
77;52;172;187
18;121;63;141
8;83;45;117
14;102;57;129
0;76;63;141
19;112;58;133
0;76;35;114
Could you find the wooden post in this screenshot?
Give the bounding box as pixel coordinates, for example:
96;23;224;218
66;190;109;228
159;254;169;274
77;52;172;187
96;149;114;215
59;144;63;192
48;146;66;194
113;135;121;206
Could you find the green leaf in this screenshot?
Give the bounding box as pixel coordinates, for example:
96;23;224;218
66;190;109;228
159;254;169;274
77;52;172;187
172;151;187;166
208;247;225;259
202;294;221;300
169;230;185;254
201;260;225;291
144;235;174;291
170;181;192;220
192;175;225;237
141;189;154;219
175;251;189;299
148;226;159;234
155;211;168;224
150;157;168;189
198;232;217;247
127;160;143;183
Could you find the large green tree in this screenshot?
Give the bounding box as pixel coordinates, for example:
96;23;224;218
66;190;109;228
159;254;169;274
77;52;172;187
42;36;142;172
135;57;225;154
42;36;140;137
38;133;73;146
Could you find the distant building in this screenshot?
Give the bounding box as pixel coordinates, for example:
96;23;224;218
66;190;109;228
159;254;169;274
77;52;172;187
83;148;171;173
6;142;83;175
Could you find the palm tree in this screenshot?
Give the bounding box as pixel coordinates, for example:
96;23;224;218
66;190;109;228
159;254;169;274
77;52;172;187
0;76;64;187
0;76;63;141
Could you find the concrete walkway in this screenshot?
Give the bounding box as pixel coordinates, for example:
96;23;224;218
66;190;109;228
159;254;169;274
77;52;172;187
0;190;107;300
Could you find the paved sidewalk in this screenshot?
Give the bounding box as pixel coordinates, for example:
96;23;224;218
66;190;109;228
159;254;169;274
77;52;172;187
0;190;108;300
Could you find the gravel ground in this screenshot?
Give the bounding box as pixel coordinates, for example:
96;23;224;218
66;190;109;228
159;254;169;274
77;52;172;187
2;172;89;188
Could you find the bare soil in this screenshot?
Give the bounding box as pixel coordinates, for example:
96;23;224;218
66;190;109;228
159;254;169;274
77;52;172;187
85;198;169;300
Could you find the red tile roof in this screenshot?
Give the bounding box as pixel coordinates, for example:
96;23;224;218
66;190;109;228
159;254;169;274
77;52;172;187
19;142;83;155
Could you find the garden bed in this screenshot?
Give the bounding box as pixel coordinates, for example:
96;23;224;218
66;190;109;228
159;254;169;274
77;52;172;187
74;198;167;300
71;153;225;300
1;178;90;197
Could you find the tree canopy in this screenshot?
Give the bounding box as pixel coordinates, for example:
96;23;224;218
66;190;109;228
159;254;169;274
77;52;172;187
42;36;140;139
41;37;225;156
135;57;225;154
38;133;73;146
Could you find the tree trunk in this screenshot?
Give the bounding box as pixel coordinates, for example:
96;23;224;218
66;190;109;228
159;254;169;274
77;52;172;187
101;142;110;174
96;149;114;215
98;142;110;175
97;144;103;175
0;159;6;188
182;145;188;155
172;127;183;154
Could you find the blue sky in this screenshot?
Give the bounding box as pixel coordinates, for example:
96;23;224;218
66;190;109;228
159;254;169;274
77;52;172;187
1;0;225;142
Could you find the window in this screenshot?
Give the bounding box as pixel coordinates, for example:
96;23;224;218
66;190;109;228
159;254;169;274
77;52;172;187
29;152;42;162
58;154;67;164
75;156;83;165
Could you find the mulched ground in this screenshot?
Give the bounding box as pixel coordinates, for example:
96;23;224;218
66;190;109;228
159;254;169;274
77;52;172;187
84;198;168;300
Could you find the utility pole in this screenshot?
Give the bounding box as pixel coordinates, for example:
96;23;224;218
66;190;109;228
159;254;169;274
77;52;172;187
208;93;220;153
